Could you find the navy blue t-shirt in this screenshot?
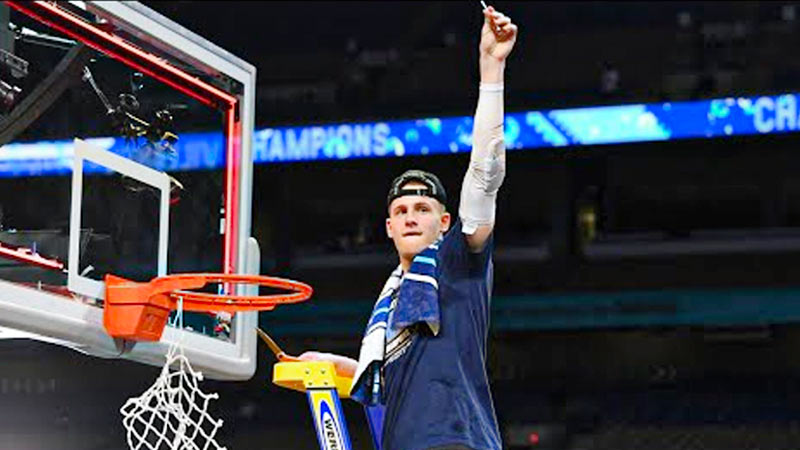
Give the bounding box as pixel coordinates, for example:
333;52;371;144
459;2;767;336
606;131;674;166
381;220;501;450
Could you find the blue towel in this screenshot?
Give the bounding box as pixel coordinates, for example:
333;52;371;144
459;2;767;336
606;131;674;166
350;241;441;405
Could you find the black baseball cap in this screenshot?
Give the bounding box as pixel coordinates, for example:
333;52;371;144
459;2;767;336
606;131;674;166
387;169;447;208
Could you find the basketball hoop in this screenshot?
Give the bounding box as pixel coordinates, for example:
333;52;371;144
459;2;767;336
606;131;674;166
104;273;313;341
111;274;312;450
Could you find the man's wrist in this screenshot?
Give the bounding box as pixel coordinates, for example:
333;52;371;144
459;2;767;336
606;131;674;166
479;56;506;83
479;82;504;92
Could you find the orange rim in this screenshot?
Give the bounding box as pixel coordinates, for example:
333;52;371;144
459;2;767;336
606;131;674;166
153;273;313;312
103;273;312;341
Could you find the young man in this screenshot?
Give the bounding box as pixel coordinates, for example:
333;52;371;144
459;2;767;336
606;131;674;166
300;5;517;449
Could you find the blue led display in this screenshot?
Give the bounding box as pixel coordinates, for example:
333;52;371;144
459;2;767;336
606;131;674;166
2;92;800;177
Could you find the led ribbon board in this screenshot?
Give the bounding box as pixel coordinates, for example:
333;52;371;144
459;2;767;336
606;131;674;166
1;93;799;175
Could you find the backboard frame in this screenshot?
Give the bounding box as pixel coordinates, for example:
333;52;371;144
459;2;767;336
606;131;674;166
68;138;171;300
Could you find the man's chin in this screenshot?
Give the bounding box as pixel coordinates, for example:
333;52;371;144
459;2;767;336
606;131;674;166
398;236;431;255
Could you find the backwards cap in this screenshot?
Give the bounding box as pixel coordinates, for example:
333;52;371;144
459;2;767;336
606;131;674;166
387;169;447;207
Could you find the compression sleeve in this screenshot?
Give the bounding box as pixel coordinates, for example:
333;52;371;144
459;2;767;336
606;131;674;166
459;82;506;234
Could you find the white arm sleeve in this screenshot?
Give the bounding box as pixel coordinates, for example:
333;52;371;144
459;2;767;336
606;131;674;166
459;82;506;234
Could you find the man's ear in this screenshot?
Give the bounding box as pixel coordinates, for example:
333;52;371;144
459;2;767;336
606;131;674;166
386;217;393;239
440;212;451;234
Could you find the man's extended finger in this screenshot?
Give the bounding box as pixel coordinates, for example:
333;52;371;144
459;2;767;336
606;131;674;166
484;10;494;25
484;12;501;33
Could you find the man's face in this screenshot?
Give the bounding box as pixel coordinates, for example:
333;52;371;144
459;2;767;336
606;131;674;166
386;181;451;265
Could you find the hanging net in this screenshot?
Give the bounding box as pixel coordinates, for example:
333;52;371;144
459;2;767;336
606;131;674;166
120;300;227;450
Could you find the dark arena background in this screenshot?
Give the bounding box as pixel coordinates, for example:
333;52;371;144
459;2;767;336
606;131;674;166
3;1;800;449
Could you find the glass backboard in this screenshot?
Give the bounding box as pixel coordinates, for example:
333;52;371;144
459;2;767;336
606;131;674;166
0;1;259;380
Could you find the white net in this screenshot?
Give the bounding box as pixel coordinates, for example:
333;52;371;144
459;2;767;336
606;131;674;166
120;302;227;450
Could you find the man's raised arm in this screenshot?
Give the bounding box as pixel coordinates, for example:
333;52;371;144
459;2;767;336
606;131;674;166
461;5;518;252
